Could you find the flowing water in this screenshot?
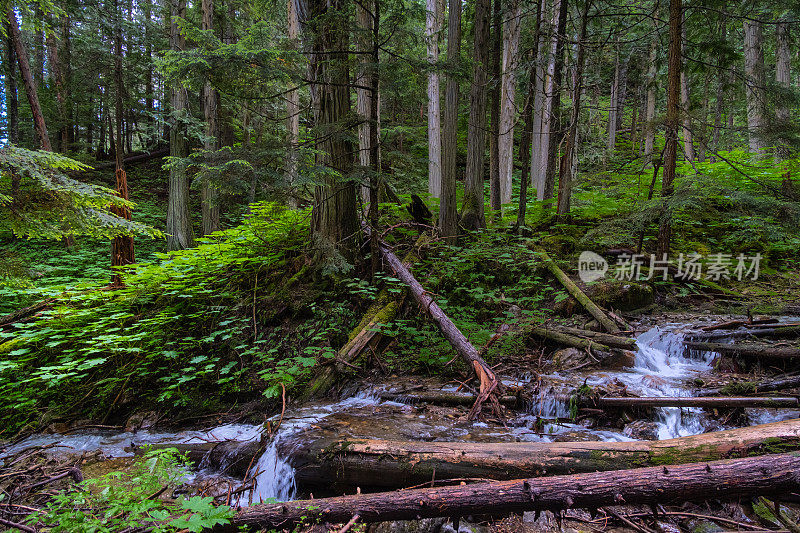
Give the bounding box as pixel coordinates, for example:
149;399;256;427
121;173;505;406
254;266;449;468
5;321;800;505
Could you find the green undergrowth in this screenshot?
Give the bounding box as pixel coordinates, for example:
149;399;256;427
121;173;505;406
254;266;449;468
0;203;365;436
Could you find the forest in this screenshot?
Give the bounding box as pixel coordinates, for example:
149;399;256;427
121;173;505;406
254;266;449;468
2;0;800;530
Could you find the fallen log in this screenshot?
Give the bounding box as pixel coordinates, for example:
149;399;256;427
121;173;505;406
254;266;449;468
563;395;800;409
689;325;800;341
141;439;262;478
700;318;779;331
544;324;637;349
222;452;800;530
527;326;625;357
0;298;55;329
287;418;800;488
379;390;518;406
699;374;800;397
685;341;800;359
90;147;169;170
368;227;501;418
538;251;620;333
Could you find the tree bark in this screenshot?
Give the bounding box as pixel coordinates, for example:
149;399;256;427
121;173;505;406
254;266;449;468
555;0;589;218
710;15;726;160
656;0;681;258
166;0;195;251
743;19;767;155
643;27;657;162
6;7;52;151
201;0;221;236
498;0;521;205
530;9;547;200
46;30;66;152
356;0;373;202
488;0;502;214
426;0;444;198
607;42;620;156
225;452;800;529
439;0;461;240
4;20;19;145
699;374;800;397
310;0;359;259
461;0;490;229
530;323;635;350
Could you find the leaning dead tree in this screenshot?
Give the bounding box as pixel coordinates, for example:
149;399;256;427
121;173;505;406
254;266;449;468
286;418;800;488
365;226;501;418
220;452;800;530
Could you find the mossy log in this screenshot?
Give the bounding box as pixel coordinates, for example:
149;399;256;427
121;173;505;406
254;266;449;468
527;325;630;356
538;251;620;333
685;341;800;358
222;452;800;530
285;418;800;489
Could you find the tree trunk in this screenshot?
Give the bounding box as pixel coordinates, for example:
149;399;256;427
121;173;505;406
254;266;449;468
488;0;502;214
439;0;461;240
607;42;620;156
529;323;635;350
530;12;547;199
289;419;800;490
461;0;490;229
144;0;154;127
656;0;681;258
498;0;521;205
62;15;73;152
6;7;51;151
4;20;19;145
310;0;359;259
201;0;221;236
776;20;791;160
570;395;799;409
286;0;300;207
643;28;657;162
34;8;44;86
166;0;195;251
743;19;767;155
710;15;725;161
679;17;694;161
426;0;444;198
356;0;373;202
368;227;501;417
685;341;800;359
515;0;542;230
225;452;800;530
46;31;66;152
555;0;589;218
541;0;567;203
111;0;135;287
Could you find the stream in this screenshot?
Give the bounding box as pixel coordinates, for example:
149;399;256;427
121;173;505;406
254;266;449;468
4;319;799;509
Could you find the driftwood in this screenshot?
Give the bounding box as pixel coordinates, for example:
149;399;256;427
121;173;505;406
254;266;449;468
538;251;620;333
685;341;800;359
286;418;800;489
565;395;800;409
699;374;800;397
368;227;501;418
222;452;800;530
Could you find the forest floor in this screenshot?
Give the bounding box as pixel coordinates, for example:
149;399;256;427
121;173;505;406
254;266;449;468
2;157;800;531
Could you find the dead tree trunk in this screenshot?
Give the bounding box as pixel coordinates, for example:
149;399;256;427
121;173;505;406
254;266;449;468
685;341;800;358
288;419;800;489
569;395;799;409
368;228;501;417
224;452;800;529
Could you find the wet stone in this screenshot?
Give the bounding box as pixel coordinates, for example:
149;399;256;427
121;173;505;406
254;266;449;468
624;420;660;440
